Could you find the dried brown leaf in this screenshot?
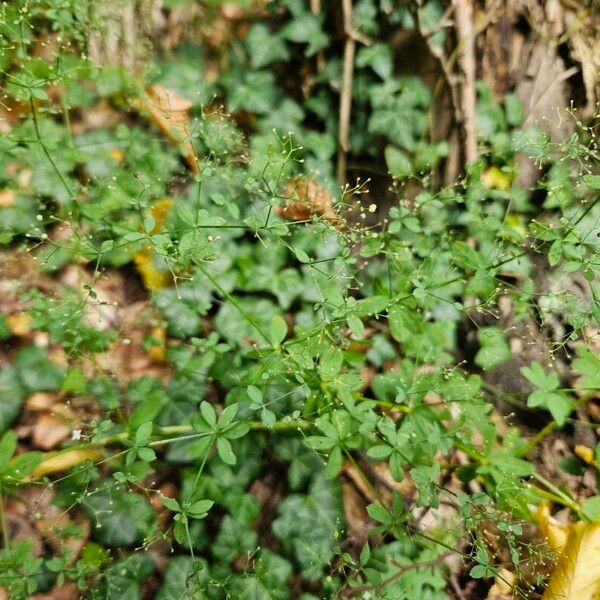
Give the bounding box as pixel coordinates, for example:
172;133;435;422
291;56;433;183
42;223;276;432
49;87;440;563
277;177;340;226
134;84;199;173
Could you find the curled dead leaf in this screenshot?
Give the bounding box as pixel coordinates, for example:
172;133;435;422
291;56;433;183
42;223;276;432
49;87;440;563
277;176;340;226
133;84;199;173
32;448;101;479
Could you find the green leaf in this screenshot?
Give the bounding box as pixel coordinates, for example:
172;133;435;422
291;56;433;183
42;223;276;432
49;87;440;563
583;174;600;189
3;451;42;480
161;495;181;512
346;314;364;338
246;24;290;68
217;436;236;465
186;499;214;518
546;393;571;425
366;503;392;525
272;474;343;580
573;348;600;390
135;422;153;445
14;346;64;393
0;430;16;472
356;44;393;79
83;488;154;546
200;401;217;428
323;446;342;479
475;327;511;370
282;13;328;56
268;315;288;346
318;347;343;381
156;557;209;600
520;362;559;391
385;145;412;179
582;496;600;520
247;385;263;404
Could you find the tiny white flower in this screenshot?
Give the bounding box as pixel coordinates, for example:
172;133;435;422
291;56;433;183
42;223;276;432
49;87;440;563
71;429;82;442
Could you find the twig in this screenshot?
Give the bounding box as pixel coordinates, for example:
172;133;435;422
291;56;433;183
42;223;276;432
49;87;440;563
337;0;357;187
310;0;326;71
452;0;478;164
340;551;453;597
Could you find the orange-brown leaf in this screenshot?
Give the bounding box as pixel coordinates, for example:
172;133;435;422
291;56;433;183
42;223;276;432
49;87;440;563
134;84;199;173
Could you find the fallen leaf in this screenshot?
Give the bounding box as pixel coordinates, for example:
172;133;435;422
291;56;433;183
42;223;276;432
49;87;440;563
133;198;174;291
542;520;600;599
108;148;124;163
481;166;511;191
0;189;15;207
133;85;199;173
486;567;515;599
536;502;570;552
26;393;58;411
6;312;31;336
32;414;70;450
147;326;167;362
30;583;79;600
277;177;340;226
575;445;595;465
32;448;101;479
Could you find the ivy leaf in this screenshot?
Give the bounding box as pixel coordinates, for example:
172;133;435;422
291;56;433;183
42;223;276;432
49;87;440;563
282;13;328;56
83;488;154;546
14;346;64;393
0;367;26;434
272;473;344;580
156;556;209;600
246;24;290;68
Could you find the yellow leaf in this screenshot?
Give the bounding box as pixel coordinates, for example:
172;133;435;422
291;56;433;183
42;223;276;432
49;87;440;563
542;520;600;600
32;449;101;478
537;502;571;552
147;197;173;234
147;326;167;362
7;312;31;336
133;198;174;291
108;148;124;163
575;445;595;465
132;252;172;292
481;166;511;191
133;85;200;174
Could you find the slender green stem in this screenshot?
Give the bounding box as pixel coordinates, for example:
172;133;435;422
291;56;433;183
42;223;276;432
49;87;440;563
0;484;9;550
29;97;73;198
